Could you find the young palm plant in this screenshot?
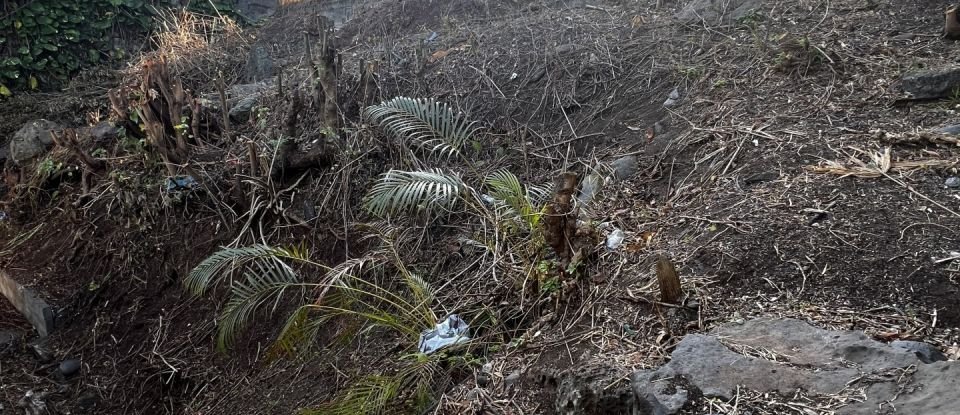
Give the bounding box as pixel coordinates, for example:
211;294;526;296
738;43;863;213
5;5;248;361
184;226;437;352
364;168;548;235
364;96;480;162
185;226;475;414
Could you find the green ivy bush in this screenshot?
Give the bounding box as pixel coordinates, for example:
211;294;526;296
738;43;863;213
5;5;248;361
0;0;237;94
0;0;159;93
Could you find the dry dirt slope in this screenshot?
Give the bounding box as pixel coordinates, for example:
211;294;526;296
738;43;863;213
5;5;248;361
2;0;960;414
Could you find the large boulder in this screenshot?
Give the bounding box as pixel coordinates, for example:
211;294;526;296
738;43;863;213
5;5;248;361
901;66;960;100
631;318;957;414
7;119;63;164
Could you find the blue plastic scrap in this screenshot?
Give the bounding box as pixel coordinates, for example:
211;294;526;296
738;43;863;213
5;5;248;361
166;176;198;192
418;314;470;354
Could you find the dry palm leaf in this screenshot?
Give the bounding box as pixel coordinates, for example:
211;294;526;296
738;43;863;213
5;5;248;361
808;147;955;178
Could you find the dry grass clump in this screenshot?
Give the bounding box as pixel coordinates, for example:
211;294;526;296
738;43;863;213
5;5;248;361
134;9;252;93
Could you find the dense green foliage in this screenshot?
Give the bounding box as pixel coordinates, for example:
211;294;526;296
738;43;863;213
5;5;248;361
0;0;236;94
0;0;155;93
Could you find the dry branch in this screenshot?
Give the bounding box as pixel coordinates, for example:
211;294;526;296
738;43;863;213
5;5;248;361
52;129;105;172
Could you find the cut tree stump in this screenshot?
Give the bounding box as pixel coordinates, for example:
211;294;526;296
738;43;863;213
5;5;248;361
656;255;683;304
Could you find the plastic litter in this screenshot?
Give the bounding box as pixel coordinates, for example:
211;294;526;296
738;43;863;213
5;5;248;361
425;31;439;43
605;229;625;250
166;176;198;192
418;314;470;354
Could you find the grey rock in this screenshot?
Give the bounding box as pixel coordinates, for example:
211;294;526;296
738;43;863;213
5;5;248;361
90;121;120;141
76;389;98;410
902;66;960;100
840;362;960;415
631;318;933;414
663;88;681;107
236;0;277;21
891;340;947;364
245;43;275;82
477;372;491;388
8;119;63;164
676;0;762;26
59;359;81;377
229;96;259;124
553;362;635;415
946;176;960;188
504;371;522;390
465;387;482;401
611;156;639;181
577;173;604;205
201;81;273;112
938;124;960;135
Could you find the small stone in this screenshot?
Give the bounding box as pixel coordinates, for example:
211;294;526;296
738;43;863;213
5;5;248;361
610;156;638;181
59;358;81;377
90;121;120;142
946;177;960;188
481;362;493;373
663;87;681;108
244;43;275;82
229;96;259;124
477;372;490;388
76;389;98;410
504;371;522;390
891;340;947;364
465;387;482;401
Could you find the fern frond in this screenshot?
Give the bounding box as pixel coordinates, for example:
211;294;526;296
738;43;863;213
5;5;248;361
364;169;469;217
364;96;478;159
184;244;310;296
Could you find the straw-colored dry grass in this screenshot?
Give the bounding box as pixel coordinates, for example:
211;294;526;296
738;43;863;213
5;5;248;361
134;9;252;93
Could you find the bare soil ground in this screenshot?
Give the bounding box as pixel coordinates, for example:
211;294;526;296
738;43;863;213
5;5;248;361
2;0;960;414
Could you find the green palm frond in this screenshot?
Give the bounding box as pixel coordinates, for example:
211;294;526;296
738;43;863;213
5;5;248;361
217;257;302;351
364;96;479;159
302;375;400;415
484;169;545;228
270;305;311;358
364;169;471;217
303;354;445;415
184;244;310;296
